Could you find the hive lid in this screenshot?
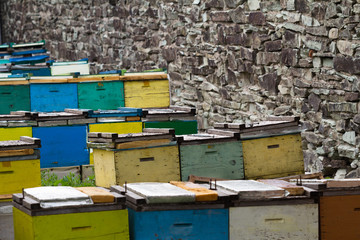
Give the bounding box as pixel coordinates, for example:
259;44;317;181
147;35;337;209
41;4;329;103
0;136;41;151
24;186;93;208
216;180;285;200
170;181;218;202
125;182;196;204
176;131;239;144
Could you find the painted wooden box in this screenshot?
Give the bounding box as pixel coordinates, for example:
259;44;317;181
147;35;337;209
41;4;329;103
88;129;180;187
0;201;14;240
302;179;360;240
215;117;304;179
111;182;229;240
215;180;318;240
177;130;243;181
77;81;125;110
0;127;32;141
32;125;89;168
143;106;197;135
0;85;30;114
123;72;170;108
13;186;129;240
0;137;41;198
30;83;78;112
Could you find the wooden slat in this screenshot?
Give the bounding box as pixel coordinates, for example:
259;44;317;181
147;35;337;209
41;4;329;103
19;136;41;145
276;172;324;181
120;73;168;81
115;139;172;149
188;175;227;183
170;181;218;202
258;179;305;196
0;148;34;157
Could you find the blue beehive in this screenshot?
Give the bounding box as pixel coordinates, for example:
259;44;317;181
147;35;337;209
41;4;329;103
32;125;88;168
111;182;230;240
30;83;78;112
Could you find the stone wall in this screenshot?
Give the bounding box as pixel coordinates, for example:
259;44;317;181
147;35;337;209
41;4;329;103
2;0;360;177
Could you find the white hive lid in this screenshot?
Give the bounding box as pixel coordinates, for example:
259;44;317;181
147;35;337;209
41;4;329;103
126;182;196;204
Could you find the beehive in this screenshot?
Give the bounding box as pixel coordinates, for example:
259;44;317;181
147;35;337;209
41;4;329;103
111;182;229;240
0;84;30;114
33;125;88;168
30;83;78;112
88;129;180;187
142;106;197;135
0;136;41;198
13;186;129;240
123;72;170;108
77;81;125;110
215;180;318;240
177;129;243;181
301;179;360;240
215;117;304;179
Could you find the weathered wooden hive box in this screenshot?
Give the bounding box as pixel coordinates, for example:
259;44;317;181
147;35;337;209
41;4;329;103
215;117;304;179
300;179;360;240
76;74;125;110
122;72;170;108
142;106;198;135
215;179;318;240
29;76;79;112
31;110;90;168
177;129;243;181
88;128;180;187
13;186;129;240
0;136;41;199
86;107;143;165
0;111;35;140
111;182;229;240
0;82;30;114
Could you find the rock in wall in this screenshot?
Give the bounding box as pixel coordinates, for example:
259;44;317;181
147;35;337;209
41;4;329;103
2;0;360;177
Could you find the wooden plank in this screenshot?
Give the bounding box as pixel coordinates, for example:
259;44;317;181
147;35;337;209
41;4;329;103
110;185;126;195
170;181;218;201
0;149;34;157
87;142;115;149
257;179;305;196
19;136;40;145
121;73;168;80
216;180;285;200
37;120;68;127
0;150;40;162
115;139;172;149
142;128;175;135
188;175;227;183
276;172;324;180
12;193;23;204
75;187;115;203
327;179;360;188
0;194;12;200
125;116;141;121
206;129;240;139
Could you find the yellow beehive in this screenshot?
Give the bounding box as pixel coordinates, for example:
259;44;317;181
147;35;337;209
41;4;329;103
89;129;180;187
13;186;129;240
122;72;170;108
0;137;41;198
243;133;304;179
0;127;32;141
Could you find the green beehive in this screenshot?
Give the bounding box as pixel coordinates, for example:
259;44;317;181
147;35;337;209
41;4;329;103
177;130;243;181
0;85;30;114
77;81;125;110
143;107;197;135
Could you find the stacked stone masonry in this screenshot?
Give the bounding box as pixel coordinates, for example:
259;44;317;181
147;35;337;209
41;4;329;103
2;0;360;178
